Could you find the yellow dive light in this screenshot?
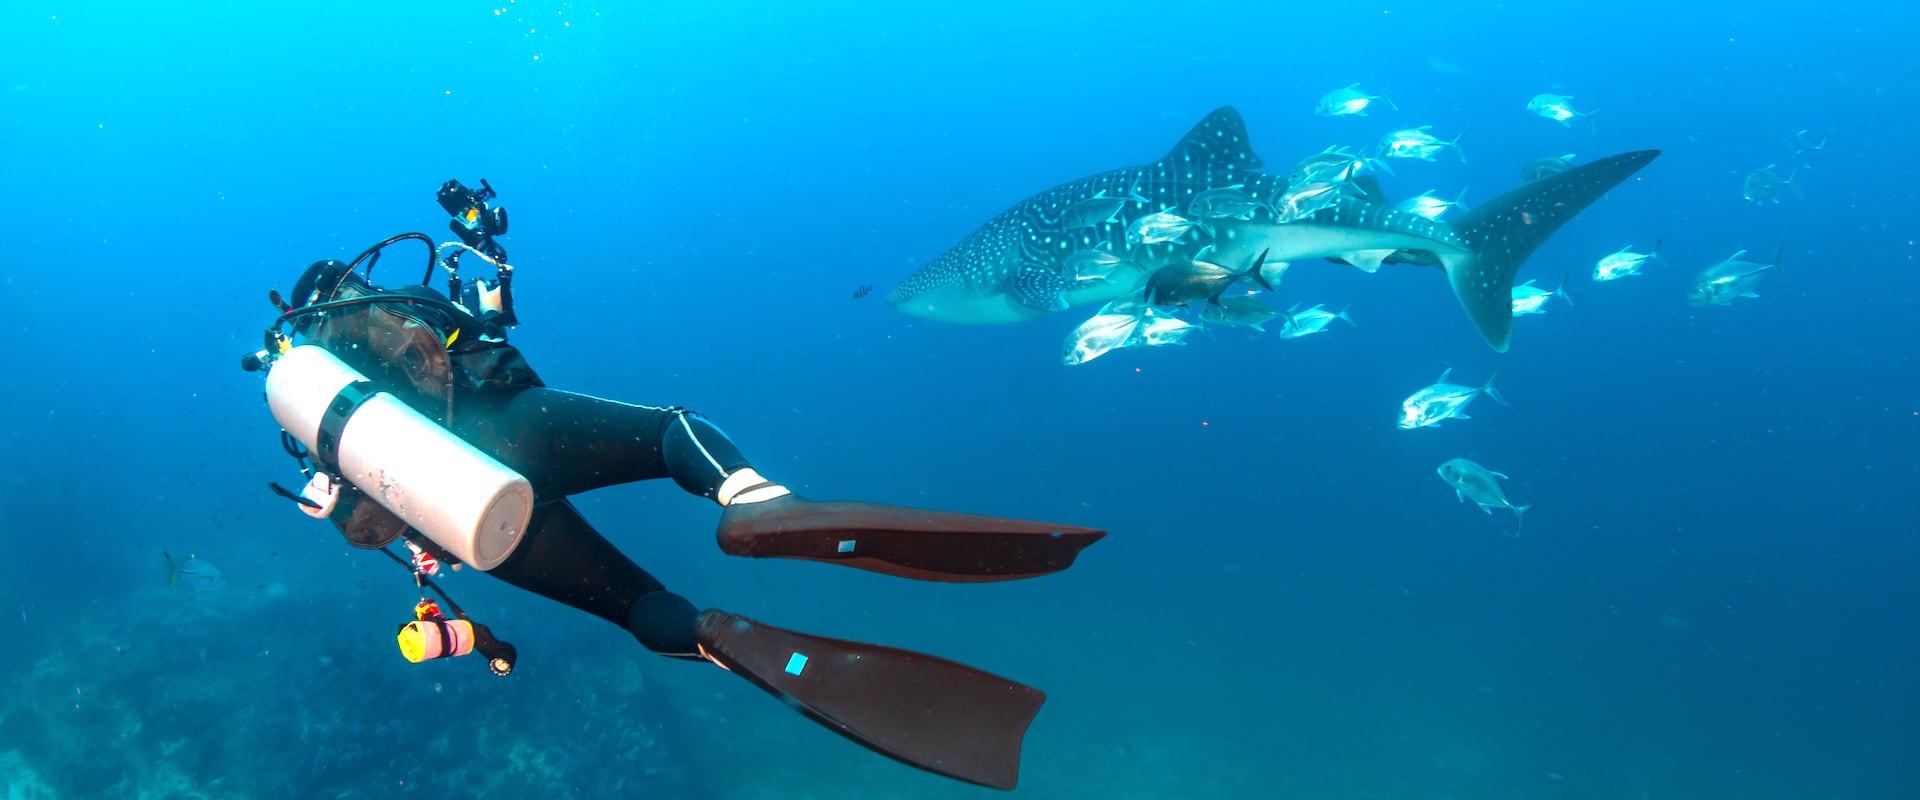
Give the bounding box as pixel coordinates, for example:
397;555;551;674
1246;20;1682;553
397;617;477;663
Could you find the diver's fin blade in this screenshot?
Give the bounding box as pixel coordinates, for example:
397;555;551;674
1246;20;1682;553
1449;149;1660;351
696;611;1044;791
717;497;1106;582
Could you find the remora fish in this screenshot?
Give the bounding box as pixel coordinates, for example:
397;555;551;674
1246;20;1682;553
886;106;1659;352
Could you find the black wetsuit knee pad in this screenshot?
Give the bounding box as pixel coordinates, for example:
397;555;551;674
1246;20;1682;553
628;590;699;656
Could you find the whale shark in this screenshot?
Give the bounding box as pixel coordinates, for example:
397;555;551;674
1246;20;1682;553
886;106;1659;352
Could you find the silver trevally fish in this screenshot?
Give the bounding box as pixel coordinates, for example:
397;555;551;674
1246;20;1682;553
1062;303;1198;365
1316;83;1397;117
1510;278;1571;316
165;551;227;592
1743;164;1800;204
1277;303;1354;339
1689;245;1783;307
1437;458;1533;535
1594;241;1663;281
1520;154;1576;182
1200;295;1282;331
1526;94;1597;131
1060;187;1144;230
1188;186;1264;220
1130;310;1199;347
1128;210;1201;246
1395;187;1468;220
887;106;1660;352
1063;307;1146;366
1064;244;1130;284
1792;130;1828;158
1399;368;1505;429
1290;145;1382;186
1377;126;1466;163
1143;249;1271;307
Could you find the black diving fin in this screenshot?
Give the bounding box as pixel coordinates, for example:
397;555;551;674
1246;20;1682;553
717;495;1106;582
695;610;1045;791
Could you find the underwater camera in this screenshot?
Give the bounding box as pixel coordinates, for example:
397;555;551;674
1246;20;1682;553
436;178;508;256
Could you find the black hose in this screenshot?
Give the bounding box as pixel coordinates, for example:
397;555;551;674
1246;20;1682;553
342;232;438;289
270;292;470;334
378;544;471;621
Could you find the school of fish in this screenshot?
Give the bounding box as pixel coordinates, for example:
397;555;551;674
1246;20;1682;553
886;85;1811;537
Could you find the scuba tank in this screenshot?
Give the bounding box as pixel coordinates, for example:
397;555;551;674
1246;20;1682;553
265;344;533;571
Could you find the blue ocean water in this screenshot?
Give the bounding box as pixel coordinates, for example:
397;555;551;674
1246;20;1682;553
2;1;1916;797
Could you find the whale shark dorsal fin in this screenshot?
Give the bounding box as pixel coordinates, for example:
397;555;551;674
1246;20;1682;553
1159;106;1264;175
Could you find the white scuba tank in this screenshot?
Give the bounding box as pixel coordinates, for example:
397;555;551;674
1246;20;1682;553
265;345;533;571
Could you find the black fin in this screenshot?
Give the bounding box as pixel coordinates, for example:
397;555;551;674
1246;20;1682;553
696;611;1046;790
1247;248;1275;292
717;496;1105;583
1448;149;1661;351
1158;106;1263;177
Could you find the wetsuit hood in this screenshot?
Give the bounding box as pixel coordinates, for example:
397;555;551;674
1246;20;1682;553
290;259;362;309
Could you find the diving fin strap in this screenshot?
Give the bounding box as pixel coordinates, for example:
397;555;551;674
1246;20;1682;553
716;496;1106;582
695;610;1043;791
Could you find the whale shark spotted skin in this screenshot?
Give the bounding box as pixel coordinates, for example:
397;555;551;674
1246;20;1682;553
887;107;1278;325
886;106;1659;352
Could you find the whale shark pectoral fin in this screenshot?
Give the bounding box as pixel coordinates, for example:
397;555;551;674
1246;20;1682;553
1346;249;1395;273
1009;264;1071;313
1446;252;1514;352
1448;149;1661;352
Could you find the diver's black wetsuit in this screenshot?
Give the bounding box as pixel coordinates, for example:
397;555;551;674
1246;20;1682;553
292;262;747;658
446;389;748;657
275;248;1105;790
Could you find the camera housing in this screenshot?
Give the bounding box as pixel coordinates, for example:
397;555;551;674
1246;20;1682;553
437;178;509;259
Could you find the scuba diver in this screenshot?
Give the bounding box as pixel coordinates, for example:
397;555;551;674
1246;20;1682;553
240;179;1105;791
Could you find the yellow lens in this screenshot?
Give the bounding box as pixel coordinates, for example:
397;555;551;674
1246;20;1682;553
396;622;429;663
